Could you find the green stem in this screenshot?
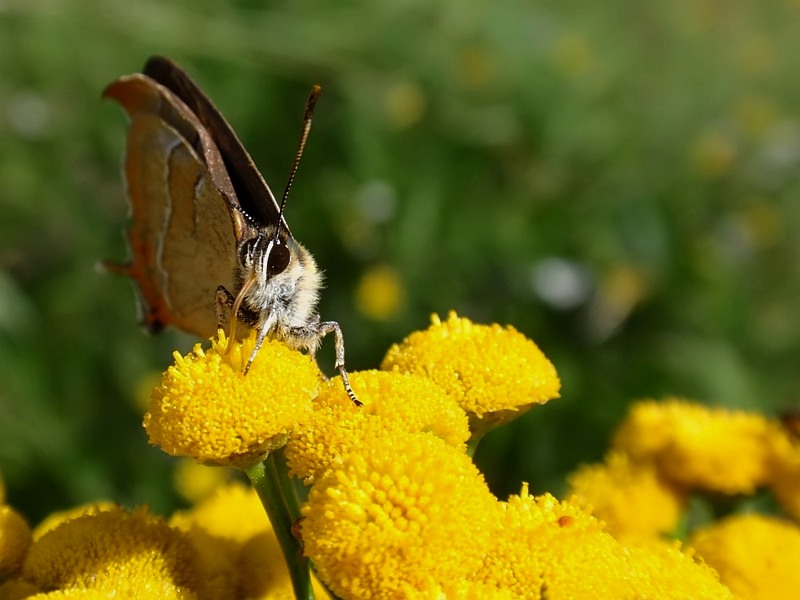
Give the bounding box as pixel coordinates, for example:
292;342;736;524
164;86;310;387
245;456;313;600
273;448;303;522
466;432;485;458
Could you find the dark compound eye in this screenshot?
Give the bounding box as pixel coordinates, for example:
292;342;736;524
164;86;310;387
266;239;290;277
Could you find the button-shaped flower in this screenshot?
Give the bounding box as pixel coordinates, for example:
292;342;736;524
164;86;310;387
690;513;800;600
381;312;560;436
285;370;469;483
301;429;501;599
23;507;202;598
567;451;685;540
612;398;780;494
144;331;320;468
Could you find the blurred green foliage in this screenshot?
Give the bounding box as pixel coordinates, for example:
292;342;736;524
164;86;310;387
2;0;800;524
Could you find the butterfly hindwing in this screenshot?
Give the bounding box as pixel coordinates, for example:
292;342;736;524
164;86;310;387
104;73;250;337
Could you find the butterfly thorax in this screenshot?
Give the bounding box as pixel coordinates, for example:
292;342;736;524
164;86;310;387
234;227;323;350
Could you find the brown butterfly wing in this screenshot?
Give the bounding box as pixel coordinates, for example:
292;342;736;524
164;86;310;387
142;56;289;236
104;74;250;338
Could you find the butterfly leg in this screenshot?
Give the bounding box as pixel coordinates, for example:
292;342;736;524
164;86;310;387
317;320;361;406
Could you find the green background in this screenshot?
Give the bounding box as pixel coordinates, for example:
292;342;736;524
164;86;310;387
2;0;800;523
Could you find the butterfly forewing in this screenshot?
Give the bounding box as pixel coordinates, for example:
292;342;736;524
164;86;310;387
142;56;288;235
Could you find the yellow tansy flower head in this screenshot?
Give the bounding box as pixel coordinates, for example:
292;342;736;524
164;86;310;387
381;312;560;435
475;488;605;597
144;331;320;468
170;482;267;588
285;370;470;483
301;429;501;599
766;426;800;520
173;459;234;504
0;505;31;578
690;513;800;600
612;398;776;494
477;487;732;599
567;451;685;540
32;502;117;542
237;532;332;600
23;507;201;598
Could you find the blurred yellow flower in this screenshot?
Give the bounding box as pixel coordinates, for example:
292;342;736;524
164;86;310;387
690;513;800;600
770;431;800;520
170;481;267;545
567;451;685;539
173;459;234;503
23;507;201;599
355;264;405;320
381;312;560;434
144;331;320;468
25;589;118;599
0;505;31;578
552;31;597;77
285;370;469;483
383;78;426;128
238;532;332;600
169;481;268;598
613;398;777;494
301;429;501;599
733;95;778;139
689;129;737;177
32;502;116;542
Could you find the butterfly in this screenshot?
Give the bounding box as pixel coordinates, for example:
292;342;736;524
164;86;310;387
104;56;358;404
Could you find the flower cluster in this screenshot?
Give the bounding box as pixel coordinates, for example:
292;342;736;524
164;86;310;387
5;313;799;598
566;397;800;599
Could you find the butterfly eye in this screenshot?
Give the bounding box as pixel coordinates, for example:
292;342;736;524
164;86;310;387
266;239;290;277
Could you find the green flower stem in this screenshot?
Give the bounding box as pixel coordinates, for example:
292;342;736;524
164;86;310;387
246;456;313;600
274;448;303;522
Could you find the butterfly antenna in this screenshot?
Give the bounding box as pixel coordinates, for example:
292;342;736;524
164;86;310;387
274;85;321;239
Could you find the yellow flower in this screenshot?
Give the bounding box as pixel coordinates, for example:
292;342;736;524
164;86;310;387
690;513;800;600
173;459;234;503
767;426;800;520
26;590;152;599
285;370;469;483
144;331;320;468
301;429;501;599
622;539;735;600
475;488;608;598
32;502;117;541
613;398;776;494
381;312;560;435
690;129;737;177
23;507;201;599
238;532;332;600
0;506;31;578
25;590;124;599
170;482;268;599
355;264;405;320
477;486;733;599
567;451;685;539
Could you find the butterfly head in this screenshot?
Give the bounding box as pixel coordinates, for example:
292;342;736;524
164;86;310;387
240;229;291;282
234;226;322;334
